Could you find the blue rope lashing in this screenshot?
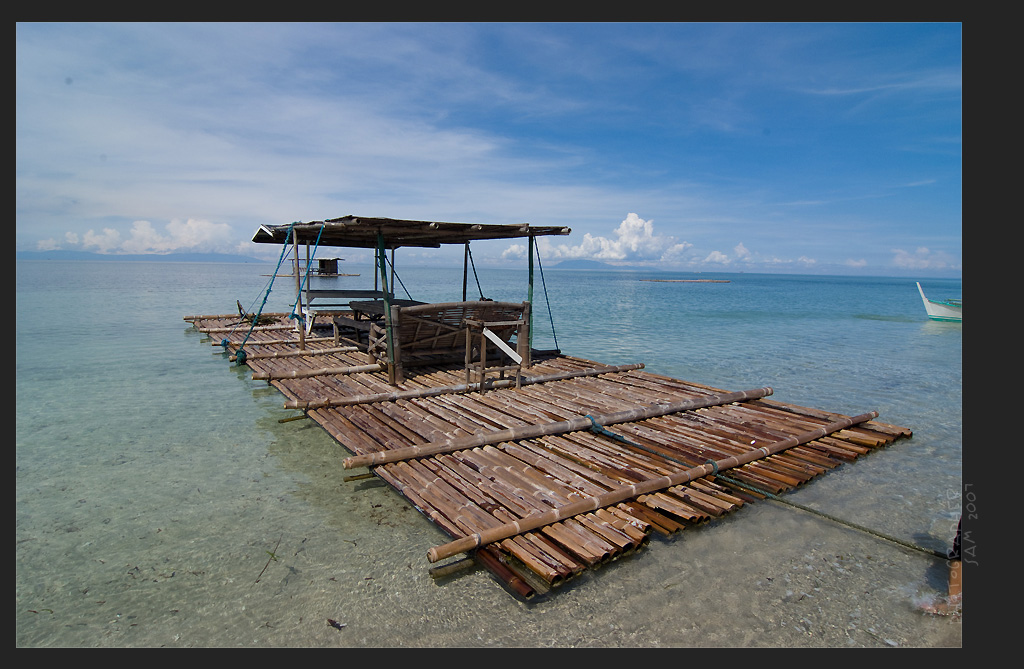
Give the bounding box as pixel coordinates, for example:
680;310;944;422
290;222;325;323
585;415;642;447
222;285;272;347
236;223;295;364
533;236;559;350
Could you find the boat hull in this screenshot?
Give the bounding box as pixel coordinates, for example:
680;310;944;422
916;282;962;322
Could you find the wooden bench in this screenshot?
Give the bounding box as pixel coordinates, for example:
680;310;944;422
368;300;531;385
303;289;393;311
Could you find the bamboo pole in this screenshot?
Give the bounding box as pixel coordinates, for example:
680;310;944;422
214;335;335;346
343;386;774;469
232;345;358;361
427;410;878;562
185;312;290;322
284;363;645;410
251;362;385;381
201;323;294;334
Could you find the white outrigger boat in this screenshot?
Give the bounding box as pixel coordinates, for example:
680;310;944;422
916;282;962;322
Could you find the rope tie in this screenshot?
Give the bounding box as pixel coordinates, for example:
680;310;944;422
715;474;950;560
466;245;487;300
533;236;559;350
382;253;414;300
578;414;948;561
235;223;295;364
585;415;643;448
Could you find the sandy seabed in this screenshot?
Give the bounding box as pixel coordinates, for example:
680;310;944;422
16;414;962;648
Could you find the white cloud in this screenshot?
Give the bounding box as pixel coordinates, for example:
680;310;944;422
36;218;235;255
703;250;731;264
120;218;233;254
891;246;958;270
14;24;962;277
512;213;692;264
81;228;122;253
501;243;529;261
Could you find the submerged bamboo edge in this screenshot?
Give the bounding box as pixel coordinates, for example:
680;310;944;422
427;410;879;563
343;386;774;469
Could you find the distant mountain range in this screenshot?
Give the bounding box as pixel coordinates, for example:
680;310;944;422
16;250;266;263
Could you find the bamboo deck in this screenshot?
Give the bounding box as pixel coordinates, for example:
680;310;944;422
186;310;912;599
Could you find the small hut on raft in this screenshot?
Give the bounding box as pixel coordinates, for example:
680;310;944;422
185;215;913;600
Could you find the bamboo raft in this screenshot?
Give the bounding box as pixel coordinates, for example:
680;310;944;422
185;309;912;599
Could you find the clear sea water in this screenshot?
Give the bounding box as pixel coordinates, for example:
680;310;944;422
16;259;963;647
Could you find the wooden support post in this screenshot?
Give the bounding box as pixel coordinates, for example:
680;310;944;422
519;301;531;370
527;233;535;351
391;303;405;385
293;233;305;350
463;243;469;301
377;232;396;384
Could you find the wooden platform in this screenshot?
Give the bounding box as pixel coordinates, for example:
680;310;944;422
186;310;912;599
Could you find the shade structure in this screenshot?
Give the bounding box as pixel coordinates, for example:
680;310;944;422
252;215;572;250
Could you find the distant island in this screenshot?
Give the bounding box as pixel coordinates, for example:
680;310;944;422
640;278;730;283
552;259;661;271
16;250;265;263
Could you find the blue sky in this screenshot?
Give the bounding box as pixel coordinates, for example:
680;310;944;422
16;22;961;276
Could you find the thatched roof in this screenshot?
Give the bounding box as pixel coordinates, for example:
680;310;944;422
252;215;571;250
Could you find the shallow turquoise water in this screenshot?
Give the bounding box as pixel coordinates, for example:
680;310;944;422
16;260;962;647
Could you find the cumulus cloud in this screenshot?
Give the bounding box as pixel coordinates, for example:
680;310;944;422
120;218;233;254
82;228;123;253
891;246;958;270
501;243;529;261
35;238;61;251
703;250;731;264
503;213;691;264
36;218;234;254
